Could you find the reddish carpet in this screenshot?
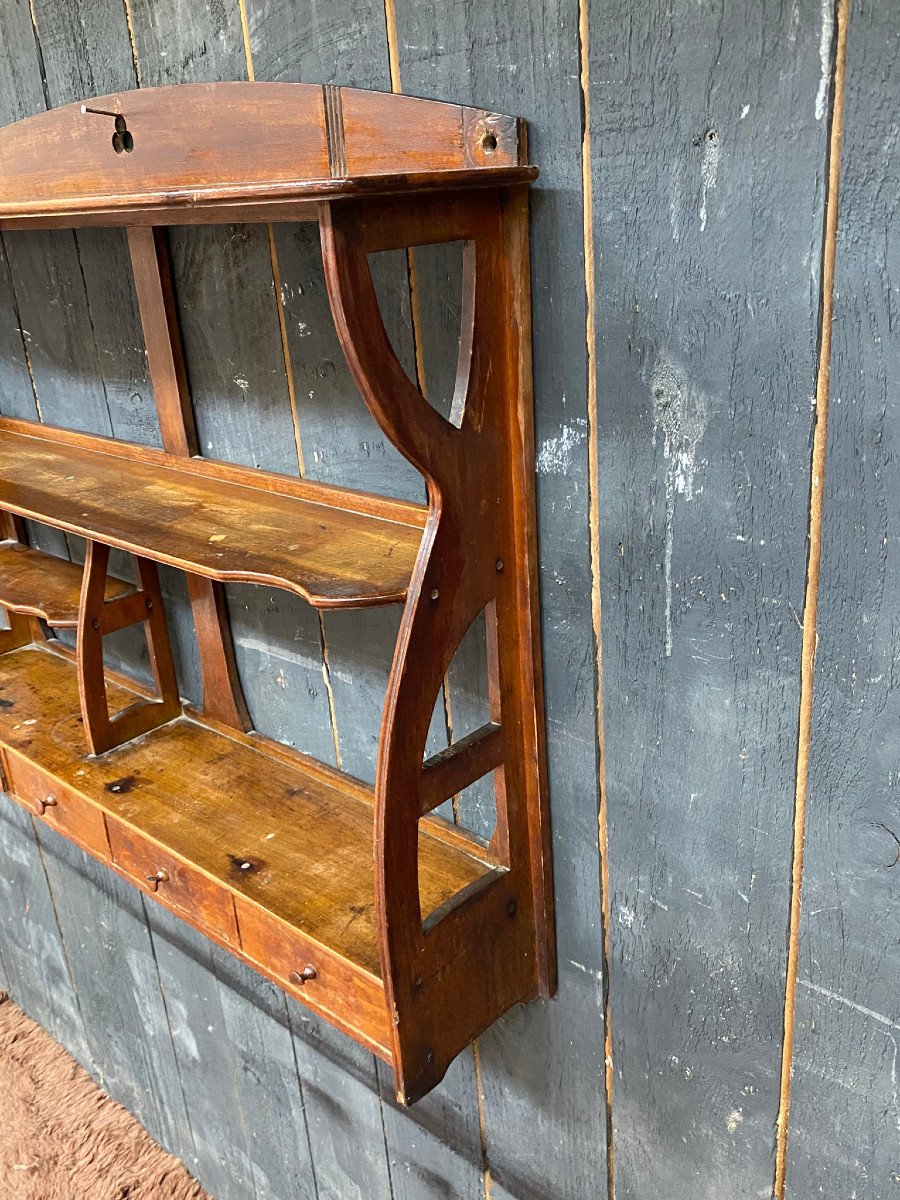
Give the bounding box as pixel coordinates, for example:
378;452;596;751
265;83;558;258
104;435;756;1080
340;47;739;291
0;993;207;1200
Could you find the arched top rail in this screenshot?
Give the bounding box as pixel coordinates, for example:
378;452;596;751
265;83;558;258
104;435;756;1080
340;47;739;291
0;82;535;229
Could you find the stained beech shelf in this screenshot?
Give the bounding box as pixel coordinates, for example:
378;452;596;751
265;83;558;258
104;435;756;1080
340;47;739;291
0;540;134;626
0;427;426;608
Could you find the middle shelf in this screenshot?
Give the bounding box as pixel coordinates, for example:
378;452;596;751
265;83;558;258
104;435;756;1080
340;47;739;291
0;422;427;608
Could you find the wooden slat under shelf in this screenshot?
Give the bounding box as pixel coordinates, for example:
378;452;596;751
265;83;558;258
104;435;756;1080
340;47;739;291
0;428;425;607
0;540;134;627
0;645;493;983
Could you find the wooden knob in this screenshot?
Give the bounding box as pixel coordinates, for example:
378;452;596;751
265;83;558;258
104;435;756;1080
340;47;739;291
145;868;169;892
34;795;57;816
289;966;317;987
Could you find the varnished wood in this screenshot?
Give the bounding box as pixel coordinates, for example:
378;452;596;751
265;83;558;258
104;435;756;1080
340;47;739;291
0;82;552;1106
0;539;133;626
0;415;428;528
127;225;250;731
0;83;533;229
321;185;554;1101
0;645;495;1023
76;542;181;755
0;426;424;608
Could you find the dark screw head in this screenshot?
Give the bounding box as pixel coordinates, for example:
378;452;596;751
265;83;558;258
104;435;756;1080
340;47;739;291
496;558;504;572
430;588;439;601
507;898;518;918
413;975;423;990
145;597;153;611
91;618;100;631
289;965;318;987
425;1048;435;1064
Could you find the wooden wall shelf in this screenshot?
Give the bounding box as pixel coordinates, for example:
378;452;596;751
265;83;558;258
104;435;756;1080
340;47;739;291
0;82;555;1104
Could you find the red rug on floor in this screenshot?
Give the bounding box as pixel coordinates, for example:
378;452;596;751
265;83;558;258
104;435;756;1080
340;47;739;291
0;993;207;1200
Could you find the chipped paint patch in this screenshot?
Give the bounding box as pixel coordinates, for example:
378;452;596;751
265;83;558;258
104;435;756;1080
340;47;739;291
536;419;588;475
699;130;720;232
650;353;710;655
815;0;834;120
726;1108;744;1134
234;634;321;674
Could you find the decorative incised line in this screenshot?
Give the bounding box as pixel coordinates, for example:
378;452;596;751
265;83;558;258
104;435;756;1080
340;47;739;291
324;85;347;178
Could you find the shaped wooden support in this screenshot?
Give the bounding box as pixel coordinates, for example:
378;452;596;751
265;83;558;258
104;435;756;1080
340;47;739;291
321;186;554;1100
76;541;181;755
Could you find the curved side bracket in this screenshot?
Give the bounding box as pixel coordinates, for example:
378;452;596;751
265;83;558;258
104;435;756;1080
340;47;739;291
321;187;555;1103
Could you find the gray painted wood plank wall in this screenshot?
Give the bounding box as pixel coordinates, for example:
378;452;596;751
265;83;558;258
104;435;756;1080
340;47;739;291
0;0;895;1197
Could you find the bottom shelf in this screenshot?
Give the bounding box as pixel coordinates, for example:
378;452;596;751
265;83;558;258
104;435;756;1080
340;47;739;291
0;643;496;1062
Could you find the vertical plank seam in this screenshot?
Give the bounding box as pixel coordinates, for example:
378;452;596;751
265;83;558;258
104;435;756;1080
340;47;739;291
281;995;323;1200
379;0;459;824
121;0;143;87
0;237;44;421
116;20;226;1172
29;821;90;1053
381;6;487;1194
238;0;308;477
69;232;116;434
207;953;263;1200
373;9;464;1190
234;7;359;1174
15;0;52;424
316;612;343;769
373;1058;399;1200
236;5;345;769
25;0;51;111
578;0;616;1194
140;895;201;1164
773;2;850;1196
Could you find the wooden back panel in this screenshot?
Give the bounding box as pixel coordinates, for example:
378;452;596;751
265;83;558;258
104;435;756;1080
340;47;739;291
0;83;527;223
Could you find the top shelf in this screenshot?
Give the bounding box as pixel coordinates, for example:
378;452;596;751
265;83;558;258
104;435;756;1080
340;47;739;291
0;82;537;229
0;423;426;608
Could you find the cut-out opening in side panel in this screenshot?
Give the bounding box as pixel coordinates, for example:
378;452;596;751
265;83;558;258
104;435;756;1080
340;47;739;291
369;240;472;430
274;223;425;503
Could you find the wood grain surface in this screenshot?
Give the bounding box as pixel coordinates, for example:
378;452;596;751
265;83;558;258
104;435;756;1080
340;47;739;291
0;425;424;606
0;539;132;626
0;0;889;1195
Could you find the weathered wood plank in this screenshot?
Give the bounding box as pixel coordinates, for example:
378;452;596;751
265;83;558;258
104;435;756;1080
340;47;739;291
393;3;609;1197
589;1;831;1196
287;1000;395;1200
0;0;202;696
127;0;337;762
0;795;90;1066
32;821;195;1163
0;236;36;422
787;3;900;1196
121;10;354;1194
146;903;319;1200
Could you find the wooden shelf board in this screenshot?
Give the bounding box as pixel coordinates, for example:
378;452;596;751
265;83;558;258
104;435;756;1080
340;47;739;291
0;540;133;627
0;644;493;978
0;429;424;608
